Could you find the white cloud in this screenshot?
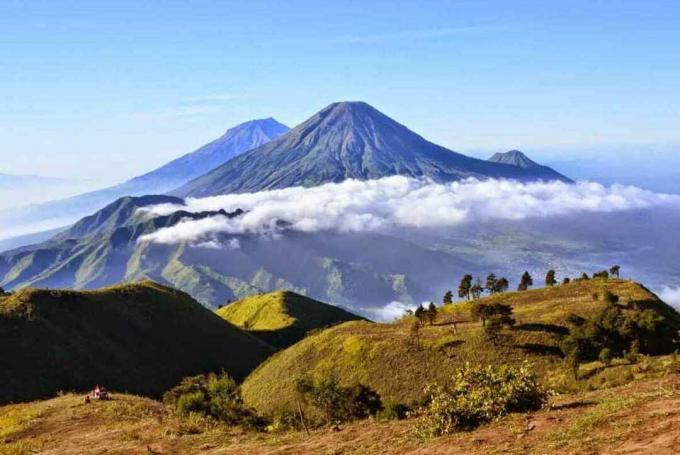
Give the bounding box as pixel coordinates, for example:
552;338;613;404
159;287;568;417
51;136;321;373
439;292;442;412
658;286;680;309
137;176;680;246
362;301;418;322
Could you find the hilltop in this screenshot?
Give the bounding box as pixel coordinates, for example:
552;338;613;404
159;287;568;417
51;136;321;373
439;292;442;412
216;290;365;348
241;279;679;416
0;281;273;405
173;101;570;198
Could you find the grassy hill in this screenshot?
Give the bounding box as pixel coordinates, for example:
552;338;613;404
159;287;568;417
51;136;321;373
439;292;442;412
0;281;273;405
216;290;365;348
241;279;679;416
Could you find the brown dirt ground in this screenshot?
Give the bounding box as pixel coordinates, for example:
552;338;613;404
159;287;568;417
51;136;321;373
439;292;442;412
1;374;678;455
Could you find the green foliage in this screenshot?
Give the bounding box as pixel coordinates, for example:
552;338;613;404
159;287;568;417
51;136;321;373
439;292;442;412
426;302;438;326
413;363;549;437
593;270;610;279
545;270;557;287
164;373;265;429
294;375;382;425
470;302;515;327
610;265;621;278
442;290;453;305
598;348;612;366
377;402;410;421
561;298;679;363
458;274;473;300
563;277;571;284
518;271;533;291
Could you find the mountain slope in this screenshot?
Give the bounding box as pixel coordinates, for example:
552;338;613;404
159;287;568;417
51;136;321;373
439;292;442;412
217;290;365;348
241;279;679;416
173;102;570;198
0;118;288;249
0;281;273;404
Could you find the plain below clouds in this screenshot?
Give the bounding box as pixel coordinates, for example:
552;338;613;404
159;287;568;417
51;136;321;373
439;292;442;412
138;176;680;246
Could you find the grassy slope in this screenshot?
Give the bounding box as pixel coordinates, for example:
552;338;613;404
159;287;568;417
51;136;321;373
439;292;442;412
241;279;678;416
1;372;678;454
216;290;365;348
0;281;273;405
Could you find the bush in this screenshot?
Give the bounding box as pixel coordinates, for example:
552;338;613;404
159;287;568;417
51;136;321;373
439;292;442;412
164;372;266;429
377;402;410;421
295;375;383;425
598;348;612;366
413;363;549;437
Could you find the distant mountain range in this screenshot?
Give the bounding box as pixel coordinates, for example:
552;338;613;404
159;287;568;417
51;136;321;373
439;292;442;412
0;101;579;310
173;102;570;198
0;118;289;246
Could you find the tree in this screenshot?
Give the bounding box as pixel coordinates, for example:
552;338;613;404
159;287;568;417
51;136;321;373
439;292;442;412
518;271;533;291
563;277;571;285
442;290;453;305
593;270;609;279
471;278;484;300
581;273;590;281
602;291;619;305
458;274;473;300
496;278;509;293
426;302;438;326
610;265;621;278
485;274;498;294
414;304;427;327
545;270;557;287
471;302;514;327
409;320;422;350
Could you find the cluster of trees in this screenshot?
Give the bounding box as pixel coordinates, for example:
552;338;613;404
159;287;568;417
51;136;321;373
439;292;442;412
414;302;438;326
294;375;383;427
561;292;679;378
448;273;510;303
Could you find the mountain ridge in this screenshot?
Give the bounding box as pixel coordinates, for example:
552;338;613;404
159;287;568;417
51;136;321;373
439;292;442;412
173;102;571;198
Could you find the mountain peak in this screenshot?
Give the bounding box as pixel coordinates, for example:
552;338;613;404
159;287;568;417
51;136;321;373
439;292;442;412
488;150;541;169
173;103;571;198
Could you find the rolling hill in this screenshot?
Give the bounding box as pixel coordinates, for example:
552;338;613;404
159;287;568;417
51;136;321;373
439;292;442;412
216;290;365;348
0;118;288;249
0;281;273;405
240;279;680;416
173;101;571;198
488;150;547;169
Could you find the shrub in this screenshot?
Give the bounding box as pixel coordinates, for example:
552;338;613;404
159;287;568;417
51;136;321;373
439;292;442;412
295;375;383;425
598;348;612;366
413;363;549;437
164;372;266;429
377;402;410;421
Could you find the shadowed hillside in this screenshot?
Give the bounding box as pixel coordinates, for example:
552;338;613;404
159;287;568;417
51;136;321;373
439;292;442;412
216;290;365;348
241;279;680;416
0;281;273;405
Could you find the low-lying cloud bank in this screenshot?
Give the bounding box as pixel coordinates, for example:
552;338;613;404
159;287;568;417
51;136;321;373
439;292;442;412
138;176;680;246
658;287;680;310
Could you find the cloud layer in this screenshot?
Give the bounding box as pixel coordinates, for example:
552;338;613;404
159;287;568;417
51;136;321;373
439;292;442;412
138;176;680;246
659;286;680;310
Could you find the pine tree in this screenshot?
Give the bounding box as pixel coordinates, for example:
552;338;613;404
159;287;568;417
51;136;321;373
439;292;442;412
442;290;453;305
518;271;533;291
545;270;557;287
426;302;438;326
485;273;498;294
458;274;473;300
496;277;510;293
610;265;621;278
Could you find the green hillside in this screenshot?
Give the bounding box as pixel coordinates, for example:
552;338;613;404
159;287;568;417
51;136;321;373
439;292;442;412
0;281;273;405
241;279;680;416
216;290;365;348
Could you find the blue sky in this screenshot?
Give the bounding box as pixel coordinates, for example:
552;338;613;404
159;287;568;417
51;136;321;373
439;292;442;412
1;0;679;183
